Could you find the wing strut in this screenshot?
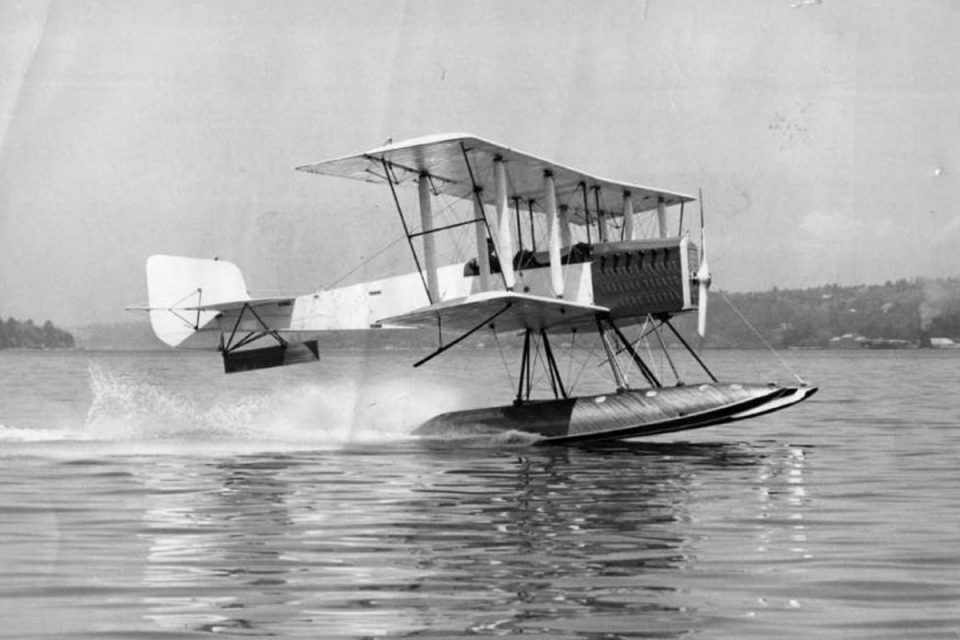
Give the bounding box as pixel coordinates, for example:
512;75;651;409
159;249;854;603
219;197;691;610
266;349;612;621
594;186;606;242
381;158;433;304
580;182;593;245
527;199;537;252
413;302;513;368
513;197;524;257
459;142;508;291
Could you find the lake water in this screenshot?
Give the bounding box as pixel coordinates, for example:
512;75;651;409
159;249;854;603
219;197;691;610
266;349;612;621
1;347;958;638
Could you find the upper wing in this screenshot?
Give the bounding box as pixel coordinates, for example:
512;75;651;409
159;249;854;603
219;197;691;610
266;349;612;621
295;133;695;226
376;291;609;334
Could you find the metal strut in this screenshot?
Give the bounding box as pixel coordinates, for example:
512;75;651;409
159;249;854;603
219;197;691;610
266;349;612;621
459;142;509;291
527;200;537;252
513;197;524;255
540;329;567;399
514;328;568;404
660;316;718;382
413;302;513;368
407;217;486;239
648;315;681;384
596;316;628;390
166;288;203;332
580;182;593;245
516;329;531;404
221;303;287;354
593;185;604;242
381;157;432;304
604;317;662;388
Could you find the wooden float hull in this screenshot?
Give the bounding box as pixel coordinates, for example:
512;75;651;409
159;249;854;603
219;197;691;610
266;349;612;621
415;383;817;444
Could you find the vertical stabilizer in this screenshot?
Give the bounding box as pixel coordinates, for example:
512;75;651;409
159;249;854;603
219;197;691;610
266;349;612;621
145;255;250;347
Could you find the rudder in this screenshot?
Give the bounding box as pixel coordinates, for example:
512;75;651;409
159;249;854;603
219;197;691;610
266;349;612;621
146;255;250;347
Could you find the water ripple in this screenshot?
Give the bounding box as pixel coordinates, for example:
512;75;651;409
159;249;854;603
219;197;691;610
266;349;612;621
1;350;959;638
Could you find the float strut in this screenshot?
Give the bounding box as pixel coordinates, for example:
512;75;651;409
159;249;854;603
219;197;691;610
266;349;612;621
516;329;531;404
660;316;718;382
596;316;629;390
605;317;661;388
540;329;567;399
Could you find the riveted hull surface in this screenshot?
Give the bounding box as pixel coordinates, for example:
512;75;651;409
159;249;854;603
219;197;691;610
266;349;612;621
415;383;817;444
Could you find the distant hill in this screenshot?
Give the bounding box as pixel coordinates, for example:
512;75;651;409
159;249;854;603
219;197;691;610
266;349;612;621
71;277;960;351
688;277;960;348
0;317;75;349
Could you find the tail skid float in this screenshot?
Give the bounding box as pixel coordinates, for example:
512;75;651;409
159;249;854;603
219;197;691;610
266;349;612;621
133;134;817;443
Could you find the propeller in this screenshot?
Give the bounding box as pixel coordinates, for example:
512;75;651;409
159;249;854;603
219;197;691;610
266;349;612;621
694;188;712;337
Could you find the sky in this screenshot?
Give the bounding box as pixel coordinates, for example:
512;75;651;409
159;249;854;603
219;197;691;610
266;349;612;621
1;0;958;326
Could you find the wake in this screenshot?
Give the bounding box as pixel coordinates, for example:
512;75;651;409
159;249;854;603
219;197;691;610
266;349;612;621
83;363;455;447
2;363;466;452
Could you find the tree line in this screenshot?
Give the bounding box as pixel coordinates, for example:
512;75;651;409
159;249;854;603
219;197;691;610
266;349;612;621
0;317;75;349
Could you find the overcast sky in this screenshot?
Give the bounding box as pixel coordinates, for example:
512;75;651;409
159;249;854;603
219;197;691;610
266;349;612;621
1;0;958;326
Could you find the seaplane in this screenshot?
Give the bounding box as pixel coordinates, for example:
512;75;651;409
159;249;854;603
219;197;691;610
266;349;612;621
137;134;816;444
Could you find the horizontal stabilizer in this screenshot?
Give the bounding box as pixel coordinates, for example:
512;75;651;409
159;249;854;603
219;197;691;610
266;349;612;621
377;291;609;334
186;297;295;312
223;340;320;374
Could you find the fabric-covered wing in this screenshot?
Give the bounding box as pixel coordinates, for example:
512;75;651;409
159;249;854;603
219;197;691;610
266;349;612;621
376;291;609;334
295;133;694;225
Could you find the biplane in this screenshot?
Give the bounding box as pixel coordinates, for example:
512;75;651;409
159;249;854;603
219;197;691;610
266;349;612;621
137;134;816;443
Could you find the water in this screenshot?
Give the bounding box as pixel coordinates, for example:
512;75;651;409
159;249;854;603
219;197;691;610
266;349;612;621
1;348;958;638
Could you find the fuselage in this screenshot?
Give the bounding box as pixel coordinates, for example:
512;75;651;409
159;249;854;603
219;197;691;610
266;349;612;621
206;236;699;337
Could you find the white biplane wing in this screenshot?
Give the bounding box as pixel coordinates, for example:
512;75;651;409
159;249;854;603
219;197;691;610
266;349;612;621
296;133;695;225
378;291;609;334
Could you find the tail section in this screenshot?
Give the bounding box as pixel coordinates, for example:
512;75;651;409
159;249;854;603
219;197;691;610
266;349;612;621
145;255;250;347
